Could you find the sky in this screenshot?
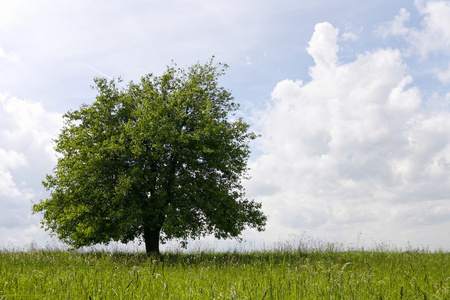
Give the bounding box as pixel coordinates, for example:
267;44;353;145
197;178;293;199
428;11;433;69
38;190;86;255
1;0;450;251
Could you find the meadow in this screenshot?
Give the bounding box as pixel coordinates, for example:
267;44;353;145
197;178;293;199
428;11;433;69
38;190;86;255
1;243;449;299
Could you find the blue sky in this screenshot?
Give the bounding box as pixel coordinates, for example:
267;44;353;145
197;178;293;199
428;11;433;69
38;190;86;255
1;0;450;251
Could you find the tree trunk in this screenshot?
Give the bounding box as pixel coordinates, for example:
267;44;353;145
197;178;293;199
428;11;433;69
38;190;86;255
143;226;161;256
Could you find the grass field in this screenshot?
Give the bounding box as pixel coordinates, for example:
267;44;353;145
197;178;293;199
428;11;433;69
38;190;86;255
1;244;449;299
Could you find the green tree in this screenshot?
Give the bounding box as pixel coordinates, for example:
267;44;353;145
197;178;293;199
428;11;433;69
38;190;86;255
33;59;266;255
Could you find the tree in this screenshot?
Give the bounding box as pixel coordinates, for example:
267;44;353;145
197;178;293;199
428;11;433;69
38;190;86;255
33;59;267;255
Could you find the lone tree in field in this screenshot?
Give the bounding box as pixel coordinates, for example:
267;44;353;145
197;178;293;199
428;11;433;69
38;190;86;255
33;59;266;255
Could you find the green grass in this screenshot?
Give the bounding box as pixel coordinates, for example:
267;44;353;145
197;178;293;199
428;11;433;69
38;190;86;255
1;246;449;299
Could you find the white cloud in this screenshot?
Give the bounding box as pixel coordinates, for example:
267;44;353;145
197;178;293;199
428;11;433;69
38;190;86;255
409;0;450;57
377;1;450;58
0;170;22;197
307;23;339;70
376;8;410;38
0;148;28;198
0;93;62;159
0;149;27;170
248;21;450;248
0;93;63;247
0;47;19;62
341;31;359;42
436;63;450;84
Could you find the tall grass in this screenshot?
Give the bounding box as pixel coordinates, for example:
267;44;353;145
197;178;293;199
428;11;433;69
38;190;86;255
1;244;449;299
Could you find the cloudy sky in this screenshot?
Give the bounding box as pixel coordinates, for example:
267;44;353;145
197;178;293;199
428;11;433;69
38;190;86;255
1;0;450;251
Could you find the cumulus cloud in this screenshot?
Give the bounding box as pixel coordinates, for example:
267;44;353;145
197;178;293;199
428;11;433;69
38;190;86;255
248;21;450;248
0;94;62;158
377;1;450;58
0;170;22;197
0;149;27;197
0;93;62;246
307;23;339;70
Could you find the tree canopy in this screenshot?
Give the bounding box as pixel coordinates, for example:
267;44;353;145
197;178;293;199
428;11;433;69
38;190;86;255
33;59;267;255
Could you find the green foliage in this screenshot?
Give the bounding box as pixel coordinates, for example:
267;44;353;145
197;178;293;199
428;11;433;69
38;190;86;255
33;59;266;253
1;248;449;299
